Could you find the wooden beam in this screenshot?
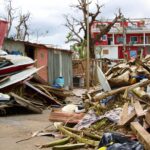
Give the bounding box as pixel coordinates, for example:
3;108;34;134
10;92;42;113
133;101;145;117
118;102;129;126
131;122;150;150
118;110;136;127
145;110;150;126
94;79;150;101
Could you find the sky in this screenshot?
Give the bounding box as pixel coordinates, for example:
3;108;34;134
0;0;150;49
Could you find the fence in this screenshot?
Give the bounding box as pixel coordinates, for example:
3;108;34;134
73;58;124;87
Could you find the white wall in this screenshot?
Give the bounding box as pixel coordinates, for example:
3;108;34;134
95;46;118;59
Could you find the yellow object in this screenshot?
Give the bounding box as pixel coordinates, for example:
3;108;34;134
98;142;114;150
130;77;136;84
98;146;107;150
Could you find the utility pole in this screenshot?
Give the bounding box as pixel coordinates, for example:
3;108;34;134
86;0;90;90
122;16;127;61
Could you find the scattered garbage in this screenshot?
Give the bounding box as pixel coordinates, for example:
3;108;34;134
37;56;150;150
98;132;144;150
2;53;150;150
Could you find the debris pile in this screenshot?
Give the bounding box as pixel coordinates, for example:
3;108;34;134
0;53;72;115
37;56;150;150
106;55;150;87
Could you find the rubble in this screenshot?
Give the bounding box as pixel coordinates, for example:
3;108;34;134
36;56;150;150
0;52;72;116
1;52;150;149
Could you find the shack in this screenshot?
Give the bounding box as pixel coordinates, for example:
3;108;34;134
2;38;73;88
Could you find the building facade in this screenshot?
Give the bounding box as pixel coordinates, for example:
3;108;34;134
91;18;150;59
3;38;73;88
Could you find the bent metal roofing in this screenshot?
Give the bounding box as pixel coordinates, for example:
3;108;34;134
5;38;73;54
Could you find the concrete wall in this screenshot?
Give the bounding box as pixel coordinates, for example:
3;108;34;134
95;46;118;59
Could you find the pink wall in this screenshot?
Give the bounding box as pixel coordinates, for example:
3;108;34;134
0;20;8;48
35;47;48;82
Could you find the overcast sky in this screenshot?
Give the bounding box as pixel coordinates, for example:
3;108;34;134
0;0;150;49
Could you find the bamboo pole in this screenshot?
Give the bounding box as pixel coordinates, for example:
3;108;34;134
38;137;70;148
58;126;99;147
52;143;85;150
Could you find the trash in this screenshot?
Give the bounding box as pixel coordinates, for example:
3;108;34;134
62;104;77;113
98;132;144;150
53;76;65;88
74;108;122;130
0;93;10;101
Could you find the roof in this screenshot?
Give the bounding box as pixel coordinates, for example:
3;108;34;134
5;38;73;54
0;19;8;23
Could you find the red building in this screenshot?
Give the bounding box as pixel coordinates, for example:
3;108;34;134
91;18;150;59
0;19;8;48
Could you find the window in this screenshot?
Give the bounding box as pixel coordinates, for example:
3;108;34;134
114;23;120;28
101;35;107;41
117;36;124;43
130;50;137;58
130;36;138;44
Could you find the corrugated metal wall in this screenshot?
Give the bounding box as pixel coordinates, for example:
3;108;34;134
48;49;73;88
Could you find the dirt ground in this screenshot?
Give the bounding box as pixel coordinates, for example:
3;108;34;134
0;91;89;150
0;110;56;150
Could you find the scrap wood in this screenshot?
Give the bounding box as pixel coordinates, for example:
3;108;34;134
10;92;42;114
118;102;129;126
118;110;136;127
33;83;71;99
52;143;85;150
132;87;150;103
130;92;150;106
49;110;85;124
24;82;62;106
37;137;70;149
94;79;150;101
131;122;150;150
145;109;150;126
133;101;145;117
57;125;99;147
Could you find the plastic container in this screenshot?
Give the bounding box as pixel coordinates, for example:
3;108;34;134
55;76;64;87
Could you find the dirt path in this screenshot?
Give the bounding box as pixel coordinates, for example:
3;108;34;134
0;110;54;150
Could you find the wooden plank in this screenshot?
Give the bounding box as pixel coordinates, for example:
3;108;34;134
24;82;62;106
94;79;150;101
118;110;136;127
118;102;129;126
133;101;145;117
49;111;85;124
145;110;150;126
131;122;150;150
10;92;42;114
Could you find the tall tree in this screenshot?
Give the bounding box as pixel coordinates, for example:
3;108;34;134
16;12;30;40
65;0;123;58
5;0;17;37
3;0;31;40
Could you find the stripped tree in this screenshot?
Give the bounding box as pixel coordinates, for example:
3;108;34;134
65;0;123;58
16;12;30;40
4;0;18;37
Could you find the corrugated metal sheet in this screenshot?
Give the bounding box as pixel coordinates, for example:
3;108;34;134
48;49;72;88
